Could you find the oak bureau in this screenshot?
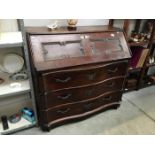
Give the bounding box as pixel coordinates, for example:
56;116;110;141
26;26;131;131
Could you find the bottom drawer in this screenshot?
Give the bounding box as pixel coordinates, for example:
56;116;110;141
41;91;122;124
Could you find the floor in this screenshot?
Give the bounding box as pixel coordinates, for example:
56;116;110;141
14;86;155;135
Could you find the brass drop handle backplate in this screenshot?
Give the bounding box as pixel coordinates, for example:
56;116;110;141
55;77;71;83
108;67;118;74
57;93;72;100
57;108;70;114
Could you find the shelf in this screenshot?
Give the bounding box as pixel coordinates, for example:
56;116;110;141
0;32;23;48
140;81;155;89
128;67;141;73
124;86;137;93
146;63;155;67
129;41;149;47
0;117;35;135
140;75;155;88
0;72;30;98
124;78;138;93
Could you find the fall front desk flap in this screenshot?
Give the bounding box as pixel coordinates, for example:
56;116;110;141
27;26;131;71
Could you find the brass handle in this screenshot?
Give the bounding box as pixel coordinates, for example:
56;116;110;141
55;77;71;83
57;93;72;100
57;108;70;114
108;67;118;74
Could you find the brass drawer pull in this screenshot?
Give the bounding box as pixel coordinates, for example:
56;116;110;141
108;67;118;74
57;93;72;100
57;108;70;114
106;82;115;87
55;77;71;83
103;96;112;101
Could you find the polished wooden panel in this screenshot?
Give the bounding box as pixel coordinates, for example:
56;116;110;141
40;77;124;109
41;61;128;92
28;27;131;72
87;32;130;56
41;91;122;124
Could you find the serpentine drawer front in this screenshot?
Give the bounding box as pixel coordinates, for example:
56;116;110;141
41;91;123;124
40;76;124;109
27;26;131;131
41;61;128;92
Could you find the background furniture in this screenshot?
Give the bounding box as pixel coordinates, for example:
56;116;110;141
0;19;37;134
109;19;155;92
27;26;131;131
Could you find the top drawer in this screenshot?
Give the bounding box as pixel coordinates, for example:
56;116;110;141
40;61;128;92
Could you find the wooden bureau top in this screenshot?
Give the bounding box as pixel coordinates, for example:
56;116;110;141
26;26;131;72
26;25;120;35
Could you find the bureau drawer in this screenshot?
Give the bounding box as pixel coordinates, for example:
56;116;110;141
40;76;124;109
41;91;122;124
41;61;128;92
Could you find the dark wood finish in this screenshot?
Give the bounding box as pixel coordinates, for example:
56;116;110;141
128;67;141;73
146;63;155;67
137;48;150;88
41;61;128;92
27;26;131;131
108;20;114;27
129;41;149;47
134;19;142;33
40;76;124;109
41;91;122;126
109;19;155;91
42;103;120;131
28;31;130;72
123;20;130;35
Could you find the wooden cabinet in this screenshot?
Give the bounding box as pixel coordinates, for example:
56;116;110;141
26;26;131;131
109;19;155;91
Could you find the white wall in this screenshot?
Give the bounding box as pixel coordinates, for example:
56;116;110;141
0;19;18;32
0;19;109;31
24;19;109;27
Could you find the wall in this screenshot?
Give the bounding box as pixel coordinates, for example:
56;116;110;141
24;19;109;27
0;19;18;32
0;19;109;31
